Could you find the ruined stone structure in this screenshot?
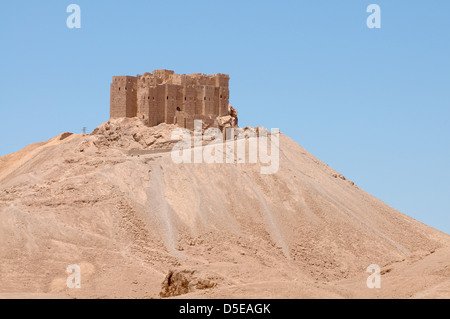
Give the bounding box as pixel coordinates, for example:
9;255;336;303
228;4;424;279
110;70;237;130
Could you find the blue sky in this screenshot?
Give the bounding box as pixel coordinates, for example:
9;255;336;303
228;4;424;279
1;1;449;234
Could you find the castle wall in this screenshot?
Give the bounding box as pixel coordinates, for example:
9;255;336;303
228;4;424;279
137;85;159;126
148;86;159;127
204;85;216;115
165;84;182;124
194;85;204;115
156;85;165;125
183;85;196;114
219;86;229;116
110;70;231;130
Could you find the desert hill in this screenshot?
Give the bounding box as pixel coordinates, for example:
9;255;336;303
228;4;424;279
0;118;449;299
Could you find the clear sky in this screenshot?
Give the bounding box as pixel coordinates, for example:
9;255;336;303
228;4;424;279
1;1;449;234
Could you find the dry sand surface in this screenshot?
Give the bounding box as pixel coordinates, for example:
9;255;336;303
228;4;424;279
0;118;449;299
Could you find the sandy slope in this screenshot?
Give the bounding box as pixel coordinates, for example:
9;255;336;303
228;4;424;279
0;118;448;299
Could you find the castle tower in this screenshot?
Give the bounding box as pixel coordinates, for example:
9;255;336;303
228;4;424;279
110;76;138;118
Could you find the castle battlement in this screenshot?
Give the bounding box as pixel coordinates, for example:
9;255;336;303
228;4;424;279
110;70;235;130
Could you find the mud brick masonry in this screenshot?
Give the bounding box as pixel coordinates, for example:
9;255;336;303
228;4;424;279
110;70;237;130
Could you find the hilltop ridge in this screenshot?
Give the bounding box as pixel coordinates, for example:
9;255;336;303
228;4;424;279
0;118;449;298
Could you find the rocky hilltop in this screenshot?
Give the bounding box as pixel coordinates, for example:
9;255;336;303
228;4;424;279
0;118;449;298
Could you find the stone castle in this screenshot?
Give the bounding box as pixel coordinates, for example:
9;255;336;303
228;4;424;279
110;70;237;130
